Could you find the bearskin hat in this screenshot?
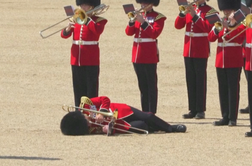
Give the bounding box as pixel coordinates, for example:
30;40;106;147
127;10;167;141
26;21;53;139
76;0;101;7
245;0;252;7
218;0;241;11
60;111;89;136
136;0;160;7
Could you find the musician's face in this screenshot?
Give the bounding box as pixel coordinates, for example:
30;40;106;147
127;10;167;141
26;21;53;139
196;0;206;5
80;4;93;12
223;10;234;17
140;3;153;12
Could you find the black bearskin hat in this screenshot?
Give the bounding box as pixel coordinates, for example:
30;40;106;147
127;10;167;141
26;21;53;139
245;0;252;7
76;0;101;7
218;0;241;11
136;0;160;7
60;111;89;136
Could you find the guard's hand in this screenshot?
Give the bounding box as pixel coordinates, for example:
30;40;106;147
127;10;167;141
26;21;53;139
186;5;196;17
102;125;108;133
95;114;104;123
228;12;236;26
135;13;145;24
66;22;75;32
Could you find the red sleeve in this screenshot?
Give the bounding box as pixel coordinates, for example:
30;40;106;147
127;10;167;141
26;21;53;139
91;96;111;112
60;28;73;39
208;28;219;42
174;15;186;29
125;23;136;36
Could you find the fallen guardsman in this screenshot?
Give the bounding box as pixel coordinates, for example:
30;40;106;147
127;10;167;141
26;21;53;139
60;96;187;136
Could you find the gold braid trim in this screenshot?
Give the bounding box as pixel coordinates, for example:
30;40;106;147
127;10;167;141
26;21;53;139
206;8;219;16
155;12;166;21
96;17;106;23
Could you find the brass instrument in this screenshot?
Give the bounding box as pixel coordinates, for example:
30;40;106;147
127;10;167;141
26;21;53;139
127;4;152;22
179;0;200;14
62;104;149;136
39;4;109;39
222;14;252;43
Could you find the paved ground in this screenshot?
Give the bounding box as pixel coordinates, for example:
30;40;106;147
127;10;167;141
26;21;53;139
0;0;251;165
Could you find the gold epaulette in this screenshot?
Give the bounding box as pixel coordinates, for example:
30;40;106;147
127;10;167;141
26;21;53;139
206;7;219;16
155;12;166;21
96;17;107;23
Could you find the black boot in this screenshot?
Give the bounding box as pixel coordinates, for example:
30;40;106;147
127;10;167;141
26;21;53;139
239;106;249;114
213;119;229;126
245;130;252;137
183;111;196;119
171;125;187;133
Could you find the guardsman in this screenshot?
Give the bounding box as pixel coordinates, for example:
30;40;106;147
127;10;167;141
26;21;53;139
175;0;218;119
60;96;187;135
61;0;107;107
125;0;166;114
244;0;252;137
208;0;246;126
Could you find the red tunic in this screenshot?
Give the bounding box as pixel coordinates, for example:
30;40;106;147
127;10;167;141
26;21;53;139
174;4;217;58
208;24;246;68
61;16;107;66
83;96;135;134
125;10;166;63
245;28;252;71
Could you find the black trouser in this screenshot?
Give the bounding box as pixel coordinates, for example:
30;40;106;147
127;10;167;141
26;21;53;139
242;58;249;106
184;57;207;113
247;71;252;129
216;67;241;122
123;106;172;133
133;63;158;114
72;65;99;107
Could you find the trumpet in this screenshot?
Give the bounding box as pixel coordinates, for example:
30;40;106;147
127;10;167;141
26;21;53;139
127;4;152;22
62;105;148;136
222;14;252;43
179;0;200;14
39;4;109;39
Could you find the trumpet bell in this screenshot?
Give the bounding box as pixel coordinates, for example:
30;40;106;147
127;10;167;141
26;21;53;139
73;8;87;25
245;14;252;28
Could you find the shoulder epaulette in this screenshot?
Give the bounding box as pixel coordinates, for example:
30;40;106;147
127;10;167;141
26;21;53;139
206;7;219;16
96;17;107;23
155;12;166;21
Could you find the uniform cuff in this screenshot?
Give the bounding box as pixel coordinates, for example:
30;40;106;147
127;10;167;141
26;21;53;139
214;28;220;35
192;15;199;22
141;21;148;30
63;29;71;36
129;22;135;26
179;13;186;17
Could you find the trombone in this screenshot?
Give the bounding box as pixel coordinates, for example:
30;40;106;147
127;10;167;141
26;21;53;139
222;14;252;43
39;4;109;39
127;4;152;22
62;105;149;136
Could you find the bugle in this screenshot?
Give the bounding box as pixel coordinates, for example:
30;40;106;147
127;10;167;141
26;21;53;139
39;4;109;39
179;0;200;14
222;14;252;43
127;4;152;22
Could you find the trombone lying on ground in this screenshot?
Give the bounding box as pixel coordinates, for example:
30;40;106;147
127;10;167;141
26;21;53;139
62;104;149;136
39;4;109;39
